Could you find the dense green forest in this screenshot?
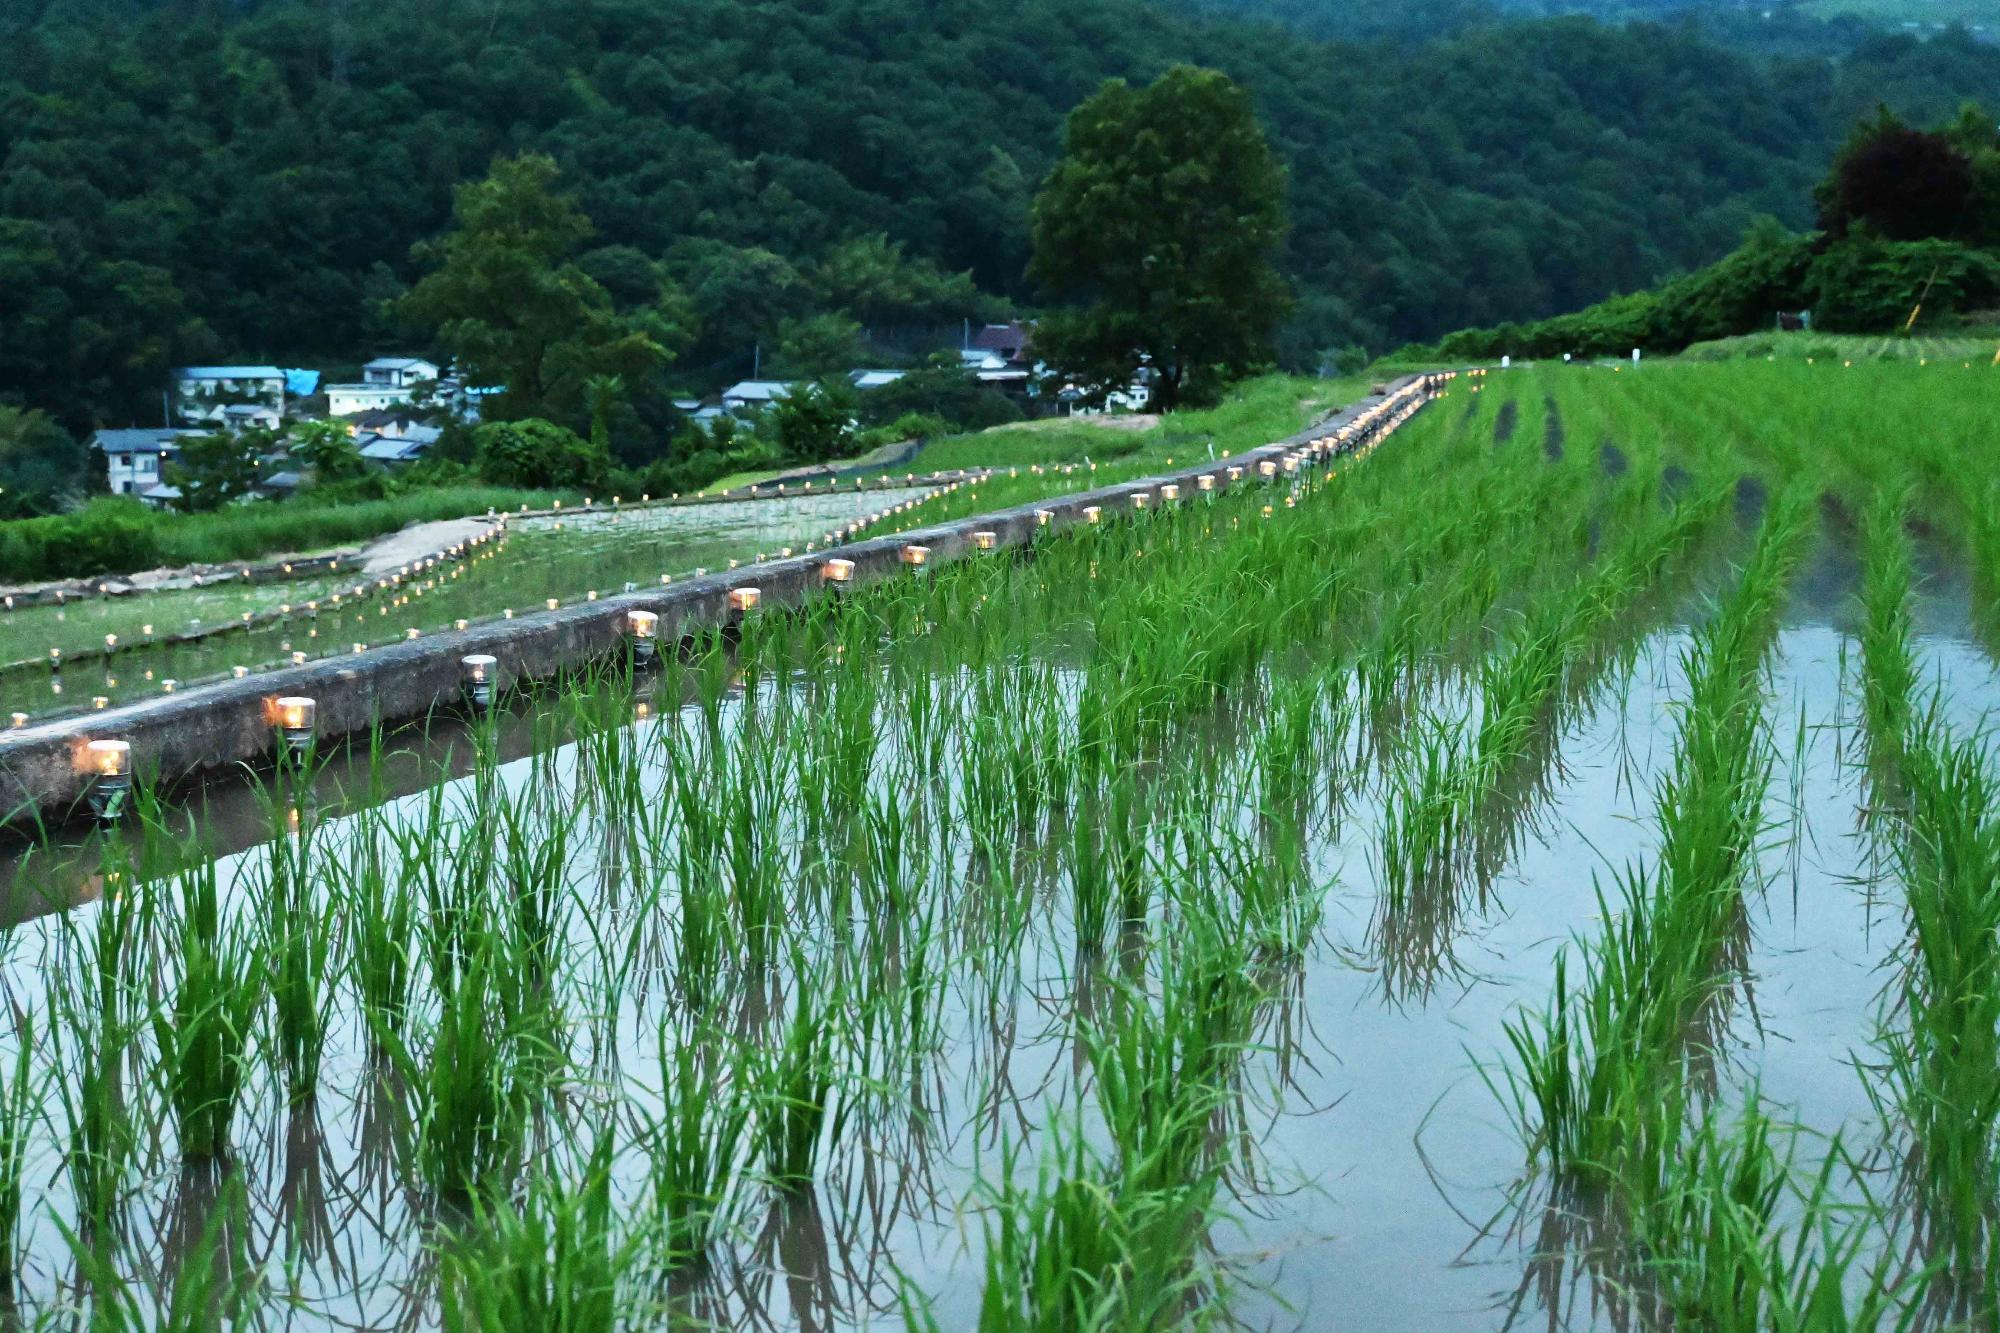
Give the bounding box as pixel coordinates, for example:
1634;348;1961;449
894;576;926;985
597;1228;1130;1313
5;0;2000;441
1419;105;2000;360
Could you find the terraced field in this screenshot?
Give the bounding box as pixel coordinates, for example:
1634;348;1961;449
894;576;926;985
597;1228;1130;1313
2;360;1999;1328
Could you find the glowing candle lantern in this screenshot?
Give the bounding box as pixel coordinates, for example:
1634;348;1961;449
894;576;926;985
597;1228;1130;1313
727;587;761;616
1198;475;1215;492
972;531;998;552
1083;506;1102;524
823;558;856;587
1160;484;1180;502
1036;509;1055;527
8;713;24;729
1131;491;1150;509
274;696;316;752
1259;461;1277;478
456;619;470;632
902;545;931;569
84;739;132;821
405;628;420;641
233;666;250;679
462;654;498;711
546;599;560;611
104;634;117;650
292;651;308;666
92;696;108;710
628;609;660;666
1228;466;1244;481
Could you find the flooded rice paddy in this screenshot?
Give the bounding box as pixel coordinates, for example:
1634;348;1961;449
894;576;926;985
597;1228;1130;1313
1;362;1998;1329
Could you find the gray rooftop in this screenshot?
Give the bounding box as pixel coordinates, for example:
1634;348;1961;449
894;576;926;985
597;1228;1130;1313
93;429;195;455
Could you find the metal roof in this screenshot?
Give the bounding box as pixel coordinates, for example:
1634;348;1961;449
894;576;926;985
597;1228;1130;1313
93;429;193;455
174;366;285;380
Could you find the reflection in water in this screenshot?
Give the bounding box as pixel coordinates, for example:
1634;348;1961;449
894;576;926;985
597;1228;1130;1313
0;566;1989;1328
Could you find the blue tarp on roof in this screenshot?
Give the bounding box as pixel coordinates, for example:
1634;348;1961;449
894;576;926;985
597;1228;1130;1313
284;369;321;397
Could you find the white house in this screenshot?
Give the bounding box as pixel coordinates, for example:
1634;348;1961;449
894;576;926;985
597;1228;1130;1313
850;369;907;390
325;357;444;417
95;428;199;498
173;367;285;428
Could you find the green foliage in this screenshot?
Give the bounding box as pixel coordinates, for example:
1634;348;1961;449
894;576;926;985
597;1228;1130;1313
396;155;692;429
165;430;268;514
473;418;610;491
860;353;1024;432
7;0;1998;435
0;486;555;582
773;313;865;379
1805;235;2000;331
812;232;986;326
1816;107;1976;241
287;419;367;487
0;406;85;517
1031;66;1291;411
768;380;860;463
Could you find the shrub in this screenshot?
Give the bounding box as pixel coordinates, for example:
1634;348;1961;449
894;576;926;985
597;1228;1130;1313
473;419;610;490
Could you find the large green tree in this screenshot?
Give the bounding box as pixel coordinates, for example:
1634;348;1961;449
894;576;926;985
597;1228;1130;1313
397;154;693;428
1029;66;1291;412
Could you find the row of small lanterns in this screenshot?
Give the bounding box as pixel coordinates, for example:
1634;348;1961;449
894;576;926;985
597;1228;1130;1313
65;376;1451;820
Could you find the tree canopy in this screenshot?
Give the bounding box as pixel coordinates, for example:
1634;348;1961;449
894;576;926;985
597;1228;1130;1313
396;154;692;426
2;0;1999;439
1031;67;1291;410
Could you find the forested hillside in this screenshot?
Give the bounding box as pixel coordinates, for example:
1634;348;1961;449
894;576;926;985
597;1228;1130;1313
5;0;2000;432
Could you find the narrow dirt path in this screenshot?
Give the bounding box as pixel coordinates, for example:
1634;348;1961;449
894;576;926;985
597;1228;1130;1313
359;517;495;575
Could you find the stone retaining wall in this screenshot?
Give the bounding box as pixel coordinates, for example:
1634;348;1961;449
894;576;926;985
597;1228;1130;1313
0;377;1446;831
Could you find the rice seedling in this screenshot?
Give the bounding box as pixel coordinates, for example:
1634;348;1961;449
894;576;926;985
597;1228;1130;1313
1873;717;2000;1319
1497;489;1814;1298
153;859;265;1160
438;1136;638;1333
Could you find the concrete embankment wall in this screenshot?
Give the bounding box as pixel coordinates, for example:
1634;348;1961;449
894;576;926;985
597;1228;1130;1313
0;377;1444;832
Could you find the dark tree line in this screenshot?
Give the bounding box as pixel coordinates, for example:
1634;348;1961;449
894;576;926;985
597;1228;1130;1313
3;0;1999;445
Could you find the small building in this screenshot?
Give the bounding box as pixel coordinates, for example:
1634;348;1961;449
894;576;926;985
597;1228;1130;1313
340;407;437;441
173;366;286;428
94;428;200;498
325;357;443;416
356;424;442;464
968;321;1034;366
719;380;798;414
850;369;907;391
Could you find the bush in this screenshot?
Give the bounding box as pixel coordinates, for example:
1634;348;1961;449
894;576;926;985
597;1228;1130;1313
473;419;610;490
0;499;164;581
0;487;561;583
1804;237;2000;332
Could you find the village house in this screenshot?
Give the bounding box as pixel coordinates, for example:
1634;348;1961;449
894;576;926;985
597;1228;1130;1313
94;428;200;502
324;357;444;417
172;366;286;428
719;380;798;414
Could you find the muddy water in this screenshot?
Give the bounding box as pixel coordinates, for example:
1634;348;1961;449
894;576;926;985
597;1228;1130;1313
2;568;1996;1328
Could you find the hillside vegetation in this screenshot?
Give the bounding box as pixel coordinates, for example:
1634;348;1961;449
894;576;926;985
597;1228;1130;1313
5;0;2000;434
